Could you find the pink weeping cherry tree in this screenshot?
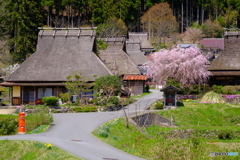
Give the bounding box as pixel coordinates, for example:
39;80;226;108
145;46;212;87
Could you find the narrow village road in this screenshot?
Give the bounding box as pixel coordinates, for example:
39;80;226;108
0;90;163;160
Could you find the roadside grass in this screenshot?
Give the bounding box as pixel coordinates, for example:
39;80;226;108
0;140;82;160
93;118;240;159
155;102;240;127
27;125;50;134
130;91;152;99
93;102;240;159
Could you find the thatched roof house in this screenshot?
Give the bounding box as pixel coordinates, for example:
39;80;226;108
128;32;155;55
208;29;240;85
1;29;153;105
1;28;112;105
98;37;150;95
126;37;149;66
98;37;140;75
4;29;112;83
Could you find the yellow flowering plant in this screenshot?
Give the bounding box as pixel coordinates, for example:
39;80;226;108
44;143;53;149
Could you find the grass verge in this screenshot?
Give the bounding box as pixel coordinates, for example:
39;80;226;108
156;102;240;127
131;91;152;99
93;102;240;159
0;140;83;160
27;125;50;134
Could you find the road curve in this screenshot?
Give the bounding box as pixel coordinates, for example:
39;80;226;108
0;90;163;160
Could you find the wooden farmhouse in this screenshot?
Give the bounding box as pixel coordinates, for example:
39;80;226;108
1;28;152;105
208;29;240;85
98;37;147;96
128;32;155;55
1;28;113;105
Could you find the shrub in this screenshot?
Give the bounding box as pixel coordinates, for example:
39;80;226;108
212;85;223;94
200;91;225;103
92;98;99;105
0;115;18;135
145;85;150;92
26;108;53;132
59;92;72;103
72;107;97;112
119;97;136;106
42;96;59;106
177;101;184;107
96;39;108;51
96;125;109;138
218;130;232;140
221;86;237;94
108;96;119;105
154;101;164;110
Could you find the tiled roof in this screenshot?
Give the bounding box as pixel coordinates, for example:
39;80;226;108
123;75;147;80
179;44;198;48
160;85;180;92
199;38;224;50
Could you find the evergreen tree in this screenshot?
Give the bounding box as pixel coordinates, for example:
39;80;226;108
0;0;43;63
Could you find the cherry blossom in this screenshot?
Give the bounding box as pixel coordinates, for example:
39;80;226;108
145;46;212;86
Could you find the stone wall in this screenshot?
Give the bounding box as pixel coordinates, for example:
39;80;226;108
130;112;174;127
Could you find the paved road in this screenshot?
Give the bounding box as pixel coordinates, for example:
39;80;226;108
0;90;163;160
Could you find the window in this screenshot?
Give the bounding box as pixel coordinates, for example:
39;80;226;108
46;88;52;97
38;88;53;99
38;88;44;99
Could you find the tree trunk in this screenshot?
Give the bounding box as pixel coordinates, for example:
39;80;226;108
201;2;204;24
148;14;150;39
181;1;183;33
68;6;70;28
47;8;50;27
186;0;188;28
71;5;73;28
197;3;199;23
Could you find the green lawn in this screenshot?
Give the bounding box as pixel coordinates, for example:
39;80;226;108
93;102;240;159
0;140;83;160
156;102;240;127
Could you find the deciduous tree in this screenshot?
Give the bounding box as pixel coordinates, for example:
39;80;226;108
201;19;223;38
94;75;122;101
65;72;93;104
181;27;205;43
141;2;178;50
96;17;128;37
145;46;212;87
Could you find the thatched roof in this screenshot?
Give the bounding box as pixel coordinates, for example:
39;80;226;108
126;39;149;65
6;29;112;82
128;32;154;50
1;81;65;86
208;34;240;75
98;38;140;75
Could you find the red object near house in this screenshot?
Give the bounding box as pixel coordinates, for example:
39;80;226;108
36;99;44;105
167;98;173;103
18;113;26;134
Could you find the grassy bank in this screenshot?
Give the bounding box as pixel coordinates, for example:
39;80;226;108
0;140;82;160
93;102;240;159
156;102;240;127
